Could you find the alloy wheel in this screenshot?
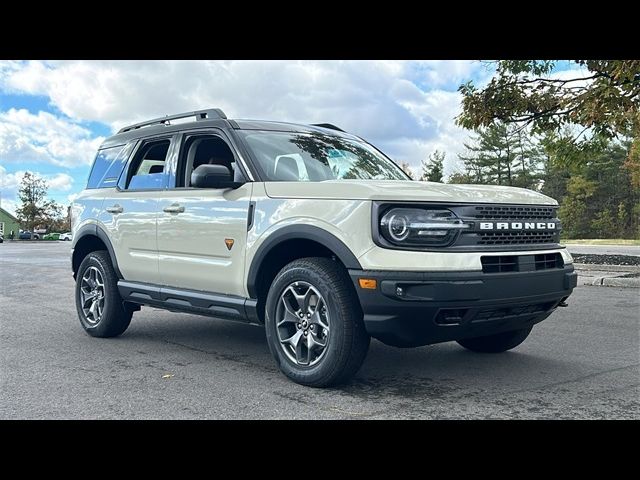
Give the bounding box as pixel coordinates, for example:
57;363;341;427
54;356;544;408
80;266;105;324
275;281;330;366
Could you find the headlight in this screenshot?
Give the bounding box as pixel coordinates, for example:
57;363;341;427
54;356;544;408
379;208;470;247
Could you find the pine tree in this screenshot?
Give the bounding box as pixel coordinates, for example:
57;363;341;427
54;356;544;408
420;151;445;182
457;123;541;188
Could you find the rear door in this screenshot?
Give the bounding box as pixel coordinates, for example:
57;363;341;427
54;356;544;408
156;129;252;297
99;135;177;285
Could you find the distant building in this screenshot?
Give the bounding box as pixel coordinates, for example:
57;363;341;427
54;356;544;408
0;207;21;239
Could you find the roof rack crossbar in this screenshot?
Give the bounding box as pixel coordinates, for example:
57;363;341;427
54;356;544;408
118;108;227;134
311;123;346;132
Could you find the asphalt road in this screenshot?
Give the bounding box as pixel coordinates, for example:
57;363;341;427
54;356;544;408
1;242;638;419
565;244;640;257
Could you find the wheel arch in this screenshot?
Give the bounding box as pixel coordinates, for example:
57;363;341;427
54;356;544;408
247;224;361;301
72;224;122;280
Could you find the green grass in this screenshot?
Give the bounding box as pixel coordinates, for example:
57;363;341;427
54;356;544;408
561;239;640;246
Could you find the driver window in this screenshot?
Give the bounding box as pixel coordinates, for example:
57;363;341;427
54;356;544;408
178;135;237;187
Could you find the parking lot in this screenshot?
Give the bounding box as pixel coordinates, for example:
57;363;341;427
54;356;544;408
1;241;638;419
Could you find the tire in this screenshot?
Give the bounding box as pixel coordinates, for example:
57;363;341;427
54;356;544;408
75;250;132;338
457;326;533;353
265;257;370;387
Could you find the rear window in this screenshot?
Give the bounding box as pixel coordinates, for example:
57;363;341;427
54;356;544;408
86;145;129;189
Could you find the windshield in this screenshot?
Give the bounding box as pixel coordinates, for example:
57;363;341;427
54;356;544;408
238;131;409;182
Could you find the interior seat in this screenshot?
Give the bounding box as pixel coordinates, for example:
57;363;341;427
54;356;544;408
185;137;235;186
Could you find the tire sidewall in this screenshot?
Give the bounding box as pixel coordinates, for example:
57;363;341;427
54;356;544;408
265;264;349;384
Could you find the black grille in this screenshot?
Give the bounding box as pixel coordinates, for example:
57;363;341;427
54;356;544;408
535;253;563;270
477;231;558;245
473;205;556;219
481;256;518;273
472;301;555;323
482;253;563;273
453;204;561;249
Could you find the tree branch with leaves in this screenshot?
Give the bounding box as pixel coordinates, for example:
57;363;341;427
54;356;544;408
457;60;640;142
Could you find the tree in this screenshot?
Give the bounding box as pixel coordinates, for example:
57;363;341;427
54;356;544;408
447;171;474;184
457;60;640;149
550;140;639;239
456;122;541;188
625;136;640;188
399;162;415;179
15;172;62;238
44;204;66;232
558;176;598;239
420;150;444;182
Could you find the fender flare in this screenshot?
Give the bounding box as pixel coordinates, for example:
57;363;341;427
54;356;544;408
73;224;123;279
246;224;362;298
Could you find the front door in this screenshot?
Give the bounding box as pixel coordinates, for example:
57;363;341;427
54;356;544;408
156;131;252;297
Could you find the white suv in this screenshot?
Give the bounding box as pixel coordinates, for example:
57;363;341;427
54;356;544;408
71;108;576;387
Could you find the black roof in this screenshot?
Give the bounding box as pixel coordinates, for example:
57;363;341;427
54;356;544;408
100;109;356;149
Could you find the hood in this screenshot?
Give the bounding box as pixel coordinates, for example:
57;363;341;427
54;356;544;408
264;180;557;205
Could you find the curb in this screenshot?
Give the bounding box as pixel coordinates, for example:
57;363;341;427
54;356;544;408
589;276;640;288
573;263;640;273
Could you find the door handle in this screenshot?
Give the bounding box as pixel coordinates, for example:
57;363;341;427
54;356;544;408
163;204;185;214
106;204;123;214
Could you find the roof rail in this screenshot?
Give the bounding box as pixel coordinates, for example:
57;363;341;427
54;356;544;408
117;108;227;134
311;123;346;132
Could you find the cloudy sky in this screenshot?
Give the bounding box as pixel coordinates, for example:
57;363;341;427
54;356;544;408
0;60;579;216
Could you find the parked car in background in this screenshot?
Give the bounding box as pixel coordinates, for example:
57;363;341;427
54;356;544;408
0;234;3;243
59;232;73;241
43;232;61;241
18;231;39;240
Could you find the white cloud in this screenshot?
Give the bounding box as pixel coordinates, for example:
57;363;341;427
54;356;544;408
0;60;497;182
47;173;74;191
0;61;484;166
0;108;104;167
0;198;18;217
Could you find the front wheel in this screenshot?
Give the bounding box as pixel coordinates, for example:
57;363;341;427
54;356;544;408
75;250;132;338
265;257;370;387
456;326;533;353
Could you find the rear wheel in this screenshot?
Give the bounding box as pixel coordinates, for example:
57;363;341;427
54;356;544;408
75;250;132;338
265;257;370;387
457;326;532;353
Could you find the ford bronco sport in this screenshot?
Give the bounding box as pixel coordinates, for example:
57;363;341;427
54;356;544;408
71;108;577;387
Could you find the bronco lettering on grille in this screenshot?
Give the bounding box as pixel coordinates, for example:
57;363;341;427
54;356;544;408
479;222;556;230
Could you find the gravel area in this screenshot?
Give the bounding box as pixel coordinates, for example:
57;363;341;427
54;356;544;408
571;253;640;266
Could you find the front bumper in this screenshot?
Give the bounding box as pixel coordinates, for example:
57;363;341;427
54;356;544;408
349;266;577;347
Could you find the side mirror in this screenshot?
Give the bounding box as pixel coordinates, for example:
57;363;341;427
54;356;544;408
191;164;243;189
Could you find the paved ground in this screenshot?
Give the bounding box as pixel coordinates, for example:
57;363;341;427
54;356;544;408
565;244;640;257
1;242;638;419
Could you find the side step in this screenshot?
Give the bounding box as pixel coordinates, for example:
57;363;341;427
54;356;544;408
118;280;259;324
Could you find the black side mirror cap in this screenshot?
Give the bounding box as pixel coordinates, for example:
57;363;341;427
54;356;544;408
191;164;244;189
